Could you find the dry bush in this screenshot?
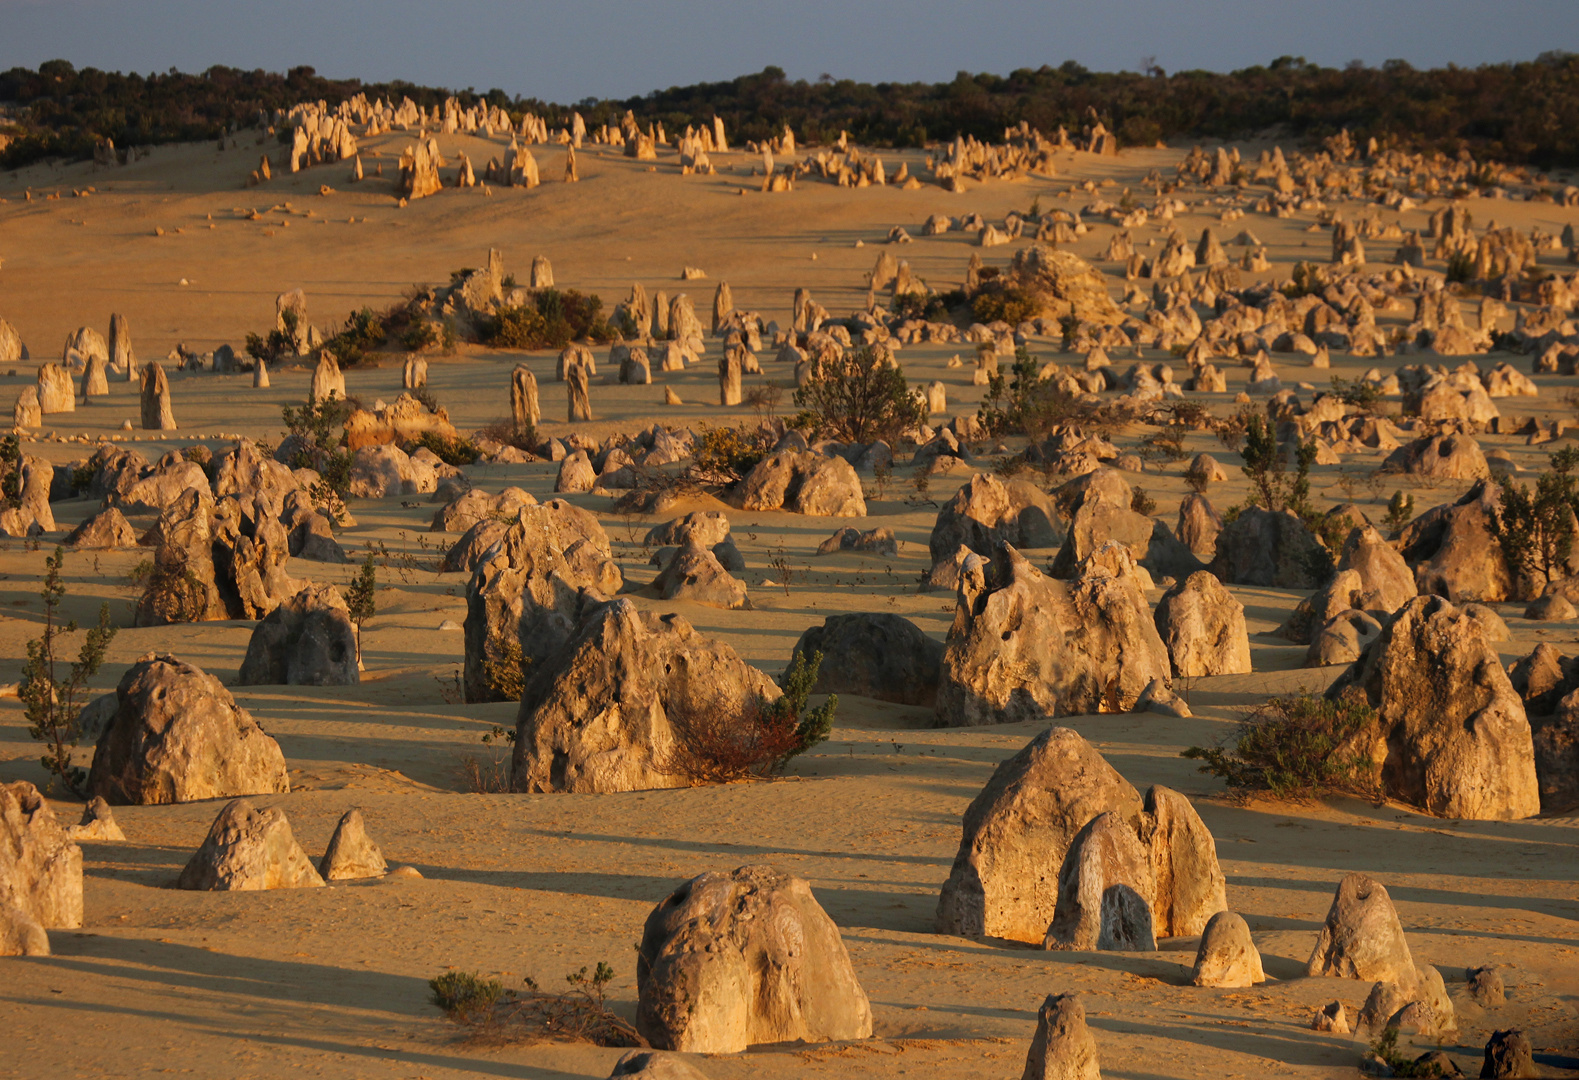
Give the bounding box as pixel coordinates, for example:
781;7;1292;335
429;963;642;1047
659;651;835;784
481;637;527;702
459;725;515;793
139;560;211;624
1182;691;1380;801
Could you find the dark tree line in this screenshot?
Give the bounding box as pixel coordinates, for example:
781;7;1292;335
5;52;1579;171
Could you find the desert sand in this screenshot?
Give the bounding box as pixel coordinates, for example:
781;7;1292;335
1;126;1578;1079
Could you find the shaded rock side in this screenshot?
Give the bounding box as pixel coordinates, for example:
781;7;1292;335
936;727;1142;943
177;799;325;891
1325;595;1539;820
636;864;872;1053
510;600;781;794
88;654;290;805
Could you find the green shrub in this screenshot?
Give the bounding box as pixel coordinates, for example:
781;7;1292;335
1367;1028;1455;1077
1130;487;1157;516
487;304;549;349
970;287;1035;326
1491;466;1577;593
482;636;528;702
0;434;22;509
691;424;772;487
1330;375;1380;412
892;291;951;321
977;347;1080;443
484;289;611;350
1239;413;1314;516
1182;692;1379;799
1382;490;1414;534
428;971;503;1024
345;553;376;630
409;431;481;466
281;397;354;496
794;345;924;445
401;320;441;352
21;548;116;794
245;308;298;366
324;307;386;367
476;418;538;453
662;650;835;784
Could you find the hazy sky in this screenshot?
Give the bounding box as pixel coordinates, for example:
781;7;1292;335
0;0;1574;102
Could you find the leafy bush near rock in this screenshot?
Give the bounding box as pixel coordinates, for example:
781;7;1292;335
792;344;924;445
662;650;836;783
21;548;117;794
428;962;642;1045
1183;693;1380;799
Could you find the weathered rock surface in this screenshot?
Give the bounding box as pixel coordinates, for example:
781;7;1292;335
1398;481;1512;603
1154;571;1251;677
1281;525;1417;643
111;451;211;516
464;502;623;703
67;797;124;842
64;507;137;549
1190;911;1265;988
88;655;290;805
815;525;898;556
1311;1000;1350;1033
651;537;748;609
635;864;872;1053
735;450;865;516
1383;432;1489;480
511;600;780;793
1482;1030;1535;1078
789;613;943;706
1050;469;1200;581
929;473;1059;571
1306;872;1416;983
133;489;225;626
1305;609;1384;667
555;449;596;494
1045;811;1157;951
1176;492;1224;560
37;362;75;414
1020;993;1101;1080
936;545;1170;725
318;808;387;881
431;487;535;534
347;443;439;498
0;902;50;956
177;799;324;891
1140;785;1226;937
608;1051;709;1080
237;585;359;686
936;727;1142;943
1002;245;1125;325
1207;507;1328;589
1326;595;1539;819
140;362;176;430
0;781;82;934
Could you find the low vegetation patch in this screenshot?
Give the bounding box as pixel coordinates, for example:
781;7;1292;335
428;962;642;1046
662;650;836;784
793;344;925;446
1182;692;1379;801
22;548;116;794
483;289;612;350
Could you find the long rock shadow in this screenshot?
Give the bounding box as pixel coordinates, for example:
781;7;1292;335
508;827;953;868
1228;872;1579;933
31;934;429;1015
